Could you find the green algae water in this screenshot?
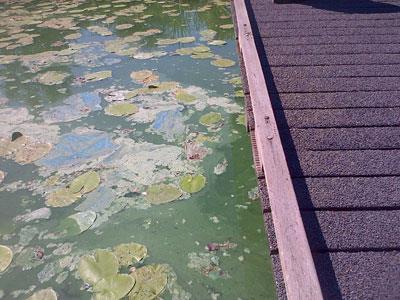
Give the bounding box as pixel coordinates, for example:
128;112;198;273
0;0;276;299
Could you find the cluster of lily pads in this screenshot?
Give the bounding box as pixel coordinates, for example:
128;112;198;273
78;243;169;300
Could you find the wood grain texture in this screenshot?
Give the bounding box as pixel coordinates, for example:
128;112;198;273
232;0;323;299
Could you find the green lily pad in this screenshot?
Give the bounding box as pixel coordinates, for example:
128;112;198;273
68;171;100;194
105;103;139;116
229;77;242;86
84;71;112;82
113;243;148;267
236;114;246;126
175;90;196;104
58;211;97;236
191;52;214;59
35;71;69;85
27;288;57;300
0;245;13;272
146;184;182;204
192;46;210;53
178;36;195;43
219;24;234;29
128;264;168;300
179;175;206;193
46;188;79;207
199;112;222;126
78;249;119;286
175;48;194;56
93;274;135;300
211;58;235;68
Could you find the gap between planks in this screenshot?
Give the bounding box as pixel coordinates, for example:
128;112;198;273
232;0;323;299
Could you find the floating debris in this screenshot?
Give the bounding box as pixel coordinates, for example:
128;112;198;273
0;245;13;272
214;159;228;175
27;288;57;300
207;241;237;252
151;109;186;141
188;252;227;279
14;207;51;223
185;141;208;161
199;112;223;127
0;170;4;184
88;26;113;36
80;70;112;83
57;211;97;235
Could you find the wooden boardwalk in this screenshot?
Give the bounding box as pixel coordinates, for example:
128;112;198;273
232;0;400;299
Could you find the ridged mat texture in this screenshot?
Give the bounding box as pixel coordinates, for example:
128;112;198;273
236;0;400;298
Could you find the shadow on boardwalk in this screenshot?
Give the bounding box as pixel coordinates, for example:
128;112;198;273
275;0;400;14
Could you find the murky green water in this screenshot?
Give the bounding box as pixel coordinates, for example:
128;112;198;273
0;0;275;299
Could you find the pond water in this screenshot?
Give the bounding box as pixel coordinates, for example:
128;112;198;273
0;0;276;299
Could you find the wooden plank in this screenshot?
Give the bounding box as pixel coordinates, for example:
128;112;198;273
232;1;323;299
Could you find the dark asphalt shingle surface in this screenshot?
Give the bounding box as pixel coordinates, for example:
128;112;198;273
238;0;400;298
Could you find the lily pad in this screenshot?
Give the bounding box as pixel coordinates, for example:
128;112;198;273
116;24;133;30
27;288;57;300
105;103;139;116
34;71;69;85
68;171;101;194
199;112;222;126
58;211;97;236
88;26;113;36
211;58;235;68
191;52;214;59
113;243;148;266
46;188;79;207
64;33;81;40
128;264;168;300
219;24;234;29
208;40;226;46
83;71;112;82
200;29;217;41
0;245;13;272
146;184;182;204
78;249;119;285
0;170;5;184
93;274;135;300
130;70;159;85
175;90;196;104
179;175;206;193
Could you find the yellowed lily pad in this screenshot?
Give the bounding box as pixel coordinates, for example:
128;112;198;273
0;245;13;272
116;24;133;30
175;90;196;104
208;40;227;46
113;243;148;266
46;188;79;207
211;58;235;68
105;103;139;116
130;70;159;85
219;24;234;30
191;52;214;59
34;71;69;85
126;82;178;98
128;264;168;300
179;174;206;193
199;112;222;126
68;170;101;194
27;288;57;300
146;184;182;204
83;70;112;82
64;33;81;40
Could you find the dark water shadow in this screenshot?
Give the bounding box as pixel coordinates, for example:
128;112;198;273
274;0;400;14
243;0;343;298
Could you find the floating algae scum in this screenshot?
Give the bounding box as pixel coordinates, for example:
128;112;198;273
0;0;276;299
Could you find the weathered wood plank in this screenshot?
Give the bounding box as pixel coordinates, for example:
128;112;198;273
233;1;323;299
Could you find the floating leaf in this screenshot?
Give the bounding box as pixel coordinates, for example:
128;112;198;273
45;188;79;207
192;46;210;53
78;249;119;285
34;71;69;85
178;36;195;43
83;71;112;82
88;26;113;36
113;243;148;266
191;52;214;59
179;175;206;193
146;184;182;204
0;170;5;184
27;288;57;300
211;58;235;68
208;40;226;46
0;245;13;272
116;24;133;30
93;274;135;300
229;77;242;86
175;90;196;104
199;112;222;126
68;170;101;194
236;115;246;126
219;24;234;29
64;33;81;40
105;103;139;116
128;264;168;300
58;211;97;236
130;70;159;85
200;29;217;41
